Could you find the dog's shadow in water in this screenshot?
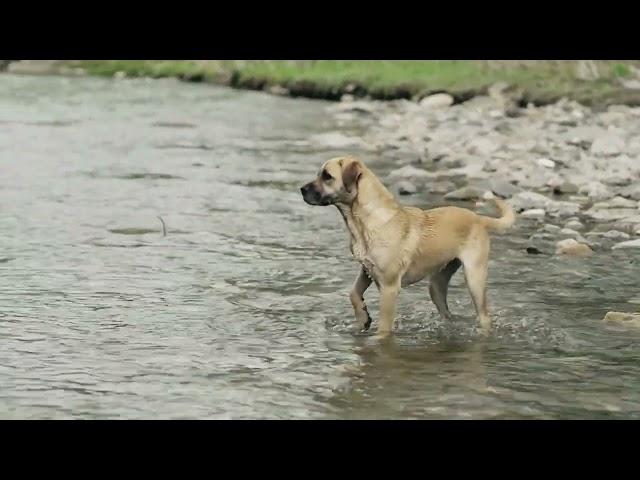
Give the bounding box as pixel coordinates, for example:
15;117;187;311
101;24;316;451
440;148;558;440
327;336;497;419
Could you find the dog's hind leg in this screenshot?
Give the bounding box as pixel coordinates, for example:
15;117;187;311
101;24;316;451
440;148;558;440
460;232;491;332
350;267;373;331
429;258;461;320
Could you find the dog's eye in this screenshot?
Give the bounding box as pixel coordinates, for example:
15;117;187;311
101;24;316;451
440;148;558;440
322;170;333;181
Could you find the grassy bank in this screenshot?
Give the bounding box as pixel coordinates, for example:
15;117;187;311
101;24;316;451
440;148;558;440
19;60;640;107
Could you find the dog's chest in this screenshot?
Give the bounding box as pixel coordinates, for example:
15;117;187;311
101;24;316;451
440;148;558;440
351;243;377;278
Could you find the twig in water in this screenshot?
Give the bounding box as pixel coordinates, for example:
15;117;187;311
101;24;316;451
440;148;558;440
157;216;167;237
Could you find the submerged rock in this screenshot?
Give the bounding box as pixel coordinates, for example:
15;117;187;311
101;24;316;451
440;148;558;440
555;238;594;257
603;311;640;328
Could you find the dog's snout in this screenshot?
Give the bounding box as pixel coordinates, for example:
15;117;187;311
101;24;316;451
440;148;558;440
300;181;331;206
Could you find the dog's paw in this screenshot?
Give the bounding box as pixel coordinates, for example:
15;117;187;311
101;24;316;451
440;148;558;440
356;308;372;332
477;323;492;337
373;330;393;341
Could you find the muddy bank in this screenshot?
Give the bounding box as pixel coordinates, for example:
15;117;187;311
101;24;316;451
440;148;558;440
230;74;483;103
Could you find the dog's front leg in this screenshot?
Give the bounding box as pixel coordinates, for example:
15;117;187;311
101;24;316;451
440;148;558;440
376;279;401;337
350;267;372;331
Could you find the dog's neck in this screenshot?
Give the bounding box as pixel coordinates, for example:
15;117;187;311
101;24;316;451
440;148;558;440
335;174;400;253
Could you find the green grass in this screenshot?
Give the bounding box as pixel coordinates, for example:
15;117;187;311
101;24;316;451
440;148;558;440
69;60;639;106
74;60;220;80
612;62;632;77
236;60;486;89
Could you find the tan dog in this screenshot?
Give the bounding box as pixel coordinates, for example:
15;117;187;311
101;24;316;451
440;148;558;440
300;156;515;337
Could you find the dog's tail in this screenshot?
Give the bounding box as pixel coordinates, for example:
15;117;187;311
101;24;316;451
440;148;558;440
478;195;516;233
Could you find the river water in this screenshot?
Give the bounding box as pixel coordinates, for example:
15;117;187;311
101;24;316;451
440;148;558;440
1;74;640;419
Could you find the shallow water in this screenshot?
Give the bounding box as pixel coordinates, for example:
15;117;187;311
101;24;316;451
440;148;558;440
1;74;640;419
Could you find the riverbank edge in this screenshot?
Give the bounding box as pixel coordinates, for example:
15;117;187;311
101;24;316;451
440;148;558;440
4;60;640;109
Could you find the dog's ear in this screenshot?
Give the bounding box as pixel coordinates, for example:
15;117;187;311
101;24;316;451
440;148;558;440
342;161;362;193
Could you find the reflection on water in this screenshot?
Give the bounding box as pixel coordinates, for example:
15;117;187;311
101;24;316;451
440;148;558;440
1;74;640;419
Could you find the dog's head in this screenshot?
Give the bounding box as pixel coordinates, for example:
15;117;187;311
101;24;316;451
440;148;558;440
300;156;364;206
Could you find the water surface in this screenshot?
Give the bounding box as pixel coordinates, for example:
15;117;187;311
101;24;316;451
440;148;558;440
1;74;639;419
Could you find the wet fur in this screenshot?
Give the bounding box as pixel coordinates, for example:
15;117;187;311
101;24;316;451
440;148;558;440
300;156;516;337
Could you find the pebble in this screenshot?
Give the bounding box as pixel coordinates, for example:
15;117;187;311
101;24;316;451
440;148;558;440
438;156;465;169
419;93;454;109
509;192;551;211
466;137;499;156
602;175;631;187
444;186;485;201
388;165;432;179
564;219;584;230
602;230;631;240
542;224;561;234
618;184;640;201
559;228;581;238
578;181;613;201
309;132;364;149
529;233;554;243
548;201;581;217
269;85;290;96
611;238;640;250
521;209;546;219
490;179;521;198
429;181;456;194
553;181;579;195
537;158;556;168
593;196;638;209
585;208;635;222
613;215;640;231
590;133;625;156
396;181;417;195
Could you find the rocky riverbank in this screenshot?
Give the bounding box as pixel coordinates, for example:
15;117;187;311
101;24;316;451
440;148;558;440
323;92;640;255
